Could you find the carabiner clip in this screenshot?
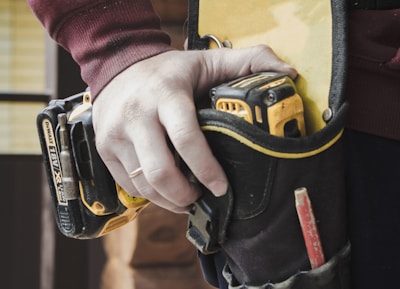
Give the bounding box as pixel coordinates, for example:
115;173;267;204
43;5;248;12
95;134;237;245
201;34;232;48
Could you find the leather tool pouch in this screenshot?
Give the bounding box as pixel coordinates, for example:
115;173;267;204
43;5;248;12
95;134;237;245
186;0;351;288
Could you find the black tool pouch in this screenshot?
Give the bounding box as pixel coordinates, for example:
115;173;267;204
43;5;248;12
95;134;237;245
186;0;350;288
192;106;350;287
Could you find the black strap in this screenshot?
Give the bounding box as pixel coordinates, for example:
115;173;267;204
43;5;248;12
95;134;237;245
187;0;209;50
348;0;400;9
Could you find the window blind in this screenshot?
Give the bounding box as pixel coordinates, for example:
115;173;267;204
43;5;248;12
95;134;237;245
0;0;47;154
0;0;46;92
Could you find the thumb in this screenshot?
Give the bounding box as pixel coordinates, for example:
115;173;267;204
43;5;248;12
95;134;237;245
195;45;297;92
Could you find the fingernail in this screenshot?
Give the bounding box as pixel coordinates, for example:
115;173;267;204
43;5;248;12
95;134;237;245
209;180;228;197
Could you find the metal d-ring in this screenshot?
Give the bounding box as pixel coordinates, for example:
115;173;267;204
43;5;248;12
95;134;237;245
201;34;232;48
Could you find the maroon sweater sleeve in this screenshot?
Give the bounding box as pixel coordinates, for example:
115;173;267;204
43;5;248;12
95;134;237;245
345;9;400;141
27;0;173;98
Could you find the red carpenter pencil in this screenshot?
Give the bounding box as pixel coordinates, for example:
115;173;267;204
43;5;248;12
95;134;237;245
294;187;325;269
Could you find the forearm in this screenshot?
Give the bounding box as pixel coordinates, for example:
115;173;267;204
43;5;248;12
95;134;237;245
27;0;173;98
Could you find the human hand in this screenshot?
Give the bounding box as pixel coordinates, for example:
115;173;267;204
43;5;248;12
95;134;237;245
92;45;297;213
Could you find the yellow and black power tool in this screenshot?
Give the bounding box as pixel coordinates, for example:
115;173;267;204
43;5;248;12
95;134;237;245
37;91;149;239
37;72;305;240
211;72;306;137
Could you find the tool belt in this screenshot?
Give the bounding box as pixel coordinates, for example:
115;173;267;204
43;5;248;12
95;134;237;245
186;0;351;288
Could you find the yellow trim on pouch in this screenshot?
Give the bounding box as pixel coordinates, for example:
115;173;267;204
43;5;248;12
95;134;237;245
201;125;343;159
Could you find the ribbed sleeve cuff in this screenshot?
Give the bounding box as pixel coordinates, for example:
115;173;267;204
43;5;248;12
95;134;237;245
52;0;174;98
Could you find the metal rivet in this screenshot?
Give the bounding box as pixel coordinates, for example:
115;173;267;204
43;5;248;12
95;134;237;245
222;40;233;48
322;108;333;122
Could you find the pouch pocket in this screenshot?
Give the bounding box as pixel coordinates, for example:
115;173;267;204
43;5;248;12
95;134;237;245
197;105;349;284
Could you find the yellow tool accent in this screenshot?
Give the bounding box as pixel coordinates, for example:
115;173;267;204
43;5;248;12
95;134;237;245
98;184;150;237
267;94;306;137
79;182;111;216
215;98;253;123
116;183;149;209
